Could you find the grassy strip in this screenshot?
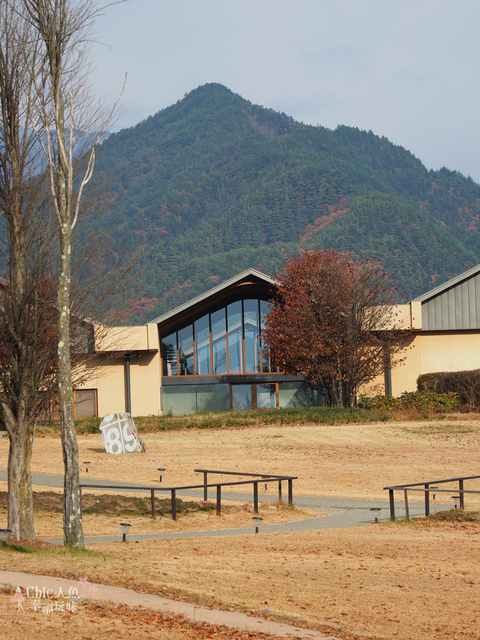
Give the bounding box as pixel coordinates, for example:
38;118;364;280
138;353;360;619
69;404;469;435
390;509;480;526
0;491;216;519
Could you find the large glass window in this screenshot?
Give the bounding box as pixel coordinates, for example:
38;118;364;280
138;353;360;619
161;381;321;415
162;384;230;415
257;383;276;408
195;314;211;375
260;300;272;373
227;301;243;374
278;381;324;408
231;383;276;410
161;332;178;376
161;298;274;377
162;385;197;415
244;299;260;373
231;384;252;410
211;308;227;374
178;325;194;375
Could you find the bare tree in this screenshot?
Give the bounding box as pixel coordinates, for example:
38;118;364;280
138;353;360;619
0;0;58;541
0;0;128;544
23;0;121;548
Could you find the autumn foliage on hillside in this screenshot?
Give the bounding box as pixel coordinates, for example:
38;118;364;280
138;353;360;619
263;249;409;407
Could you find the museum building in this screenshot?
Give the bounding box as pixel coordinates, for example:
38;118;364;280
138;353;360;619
154;269;323;414
70;263;480;417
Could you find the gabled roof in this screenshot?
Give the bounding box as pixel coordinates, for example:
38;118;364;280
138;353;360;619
150;269;277;332
414;263;480;302
413;263;480;331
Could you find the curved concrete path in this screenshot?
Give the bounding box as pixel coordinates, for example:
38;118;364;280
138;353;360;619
0;570;337;640
0;471;444;640
0;470;438;544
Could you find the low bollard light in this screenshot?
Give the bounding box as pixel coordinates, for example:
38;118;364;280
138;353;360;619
0;528;11;546
252;516;263;534
157;468;165;482
370;507;381;523
83;461;91;473
451;495;460;510
120;522;132;542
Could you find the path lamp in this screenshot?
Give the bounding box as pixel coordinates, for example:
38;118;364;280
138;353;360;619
83;461;91;473
431;486;438;512
370;507;381;523
252;516;263;534
157;468;165;482
451;496;460;510
0;529;11;546
119;522;132;542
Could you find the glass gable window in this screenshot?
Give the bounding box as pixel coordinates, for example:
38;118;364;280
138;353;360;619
195;314;211;375
260;300;272;373
244;299;260;373
227;301;243;374
161;332;178;376
161;298;275;377
178;325;194;375
211;308;227;374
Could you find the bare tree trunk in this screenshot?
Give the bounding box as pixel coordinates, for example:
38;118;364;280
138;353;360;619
58;227;84;547
0;2;39;541
22;0;86;548
4;410;35;540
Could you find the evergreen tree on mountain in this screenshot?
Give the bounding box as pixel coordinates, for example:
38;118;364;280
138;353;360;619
93;83;480;322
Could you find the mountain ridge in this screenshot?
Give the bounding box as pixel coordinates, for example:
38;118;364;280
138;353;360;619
92;83;480;323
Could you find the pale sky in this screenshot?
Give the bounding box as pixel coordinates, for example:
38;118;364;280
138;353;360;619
91;0;480;182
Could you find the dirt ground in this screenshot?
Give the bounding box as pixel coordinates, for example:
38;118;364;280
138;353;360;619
0;418;479;640
20;418;480;502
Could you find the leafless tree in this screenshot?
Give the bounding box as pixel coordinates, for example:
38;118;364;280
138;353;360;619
0;0;61;541
23;0;123;548
0;0;128;545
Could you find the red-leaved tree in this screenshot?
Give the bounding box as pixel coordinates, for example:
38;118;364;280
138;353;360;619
263;249;409;407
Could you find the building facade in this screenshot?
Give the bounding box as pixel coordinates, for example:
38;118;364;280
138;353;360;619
74;265;480;417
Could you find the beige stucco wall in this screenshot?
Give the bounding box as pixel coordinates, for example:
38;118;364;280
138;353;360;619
363;330;480;397
94;324;159;352
415;332;480;373
390;301;422;331
76;323;162;417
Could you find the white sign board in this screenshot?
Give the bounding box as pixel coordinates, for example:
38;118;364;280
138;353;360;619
99;413;148;454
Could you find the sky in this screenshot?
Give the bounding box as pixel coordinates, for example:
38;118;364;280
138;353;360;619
90;0;480;182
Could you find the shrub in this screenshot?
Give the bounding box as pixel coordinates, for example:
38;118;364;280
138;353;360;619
75;417;101;434
357;391;458;412
418;370;480;408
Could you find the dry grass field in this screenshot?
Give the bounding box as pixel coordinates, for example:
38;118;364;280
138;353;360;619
0;417;480;640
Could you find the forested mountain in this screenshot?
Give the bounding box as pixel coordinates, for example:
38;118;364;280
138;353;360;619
92;83;480;323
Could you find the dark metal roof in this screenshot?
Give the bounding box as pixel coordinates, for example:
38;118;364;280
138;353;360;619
150;269;277;333
413;264;480;331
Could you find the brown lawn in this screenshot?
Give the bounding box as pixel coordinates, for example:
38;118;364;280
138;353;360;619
0;417;479;640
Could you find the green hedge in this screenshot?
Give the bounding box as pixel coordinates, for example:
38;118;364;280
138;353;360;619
358;391;458;411
417;370;480;408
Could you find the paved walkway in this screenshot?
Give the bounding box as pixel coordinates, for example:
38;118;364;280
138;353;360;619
0;471;446;640
0;570;337;639
0;470;437;544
